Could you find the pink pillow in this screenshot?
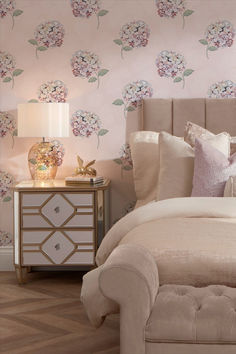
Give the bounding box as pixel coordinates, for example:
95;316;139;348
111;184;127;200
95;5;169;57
192;138;236;197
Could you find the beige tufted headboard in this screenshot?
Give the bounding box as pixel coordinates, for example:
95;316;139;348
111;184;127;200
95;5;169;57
126;98;236;140
141;98;236;136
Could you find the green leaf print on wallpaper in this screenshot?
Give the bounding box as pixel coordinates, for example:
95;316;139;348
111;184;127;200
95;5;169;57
113;144;133;178
113;80;153;118
0;51;23;88
199;20;235;58
0;111;17;148
71;110;108;149
28;21;65;59
71;50;109;88
0;0;23;29
156;50;194;89
70;0;108;29
114;20;150;59
155;0;194;29
0;171;14;203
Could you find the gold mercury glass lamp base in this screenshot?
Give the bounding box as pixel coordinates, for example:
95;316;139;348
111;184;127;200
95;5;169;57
28;138;58;180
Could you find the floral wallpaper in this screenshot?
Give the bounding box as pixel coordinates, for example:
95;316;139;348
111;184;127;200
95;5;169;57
0;0;236;247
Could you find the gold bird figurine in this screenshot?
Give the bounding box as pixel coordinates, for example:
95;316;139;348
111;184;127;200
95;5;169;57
75;155;97;177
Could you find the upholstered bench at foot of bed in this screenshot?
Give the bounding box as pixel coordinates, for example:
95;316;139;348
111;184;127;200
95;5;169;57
100;244;236;354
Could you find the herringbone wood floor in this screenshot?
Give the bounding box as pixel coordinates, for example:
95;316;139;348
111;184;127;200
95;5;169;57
0;271;119;354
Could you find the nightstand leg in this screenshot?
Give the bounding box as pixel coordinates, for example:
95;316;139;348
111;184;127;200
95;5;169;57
15;266;27;284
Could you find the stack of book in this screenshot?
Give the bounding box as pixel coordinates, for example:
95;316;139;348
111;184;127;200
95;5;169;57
65;175;105;186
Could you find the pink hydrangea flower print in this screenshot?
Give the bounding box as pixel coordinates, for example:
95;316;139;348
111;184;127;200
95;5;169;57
208;80;236;98
114;20;150;59
70;0;108;29
156;50;193;88
199;20;235;58
38;80;68;103
0;170;14;202
114;144;133;176
113;80;153;118
29;21;65;59
0;111;17;147
71;109;108;148
155;0;194;28
71;50;108;88
0;0;23;29
0;230;13;247
0;51;23;88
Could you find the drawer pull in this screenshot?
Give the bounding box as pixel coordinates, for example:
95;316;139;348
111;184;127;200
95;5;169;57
55;243;60;251
54;206;60;213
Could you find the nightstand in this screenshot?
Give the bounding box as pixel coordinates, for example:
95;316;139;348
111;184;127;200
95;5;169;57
13;179;110;283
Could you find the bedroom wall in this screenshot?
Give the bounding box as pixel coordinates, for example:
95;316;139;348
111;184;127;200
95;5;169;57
1;0;236;247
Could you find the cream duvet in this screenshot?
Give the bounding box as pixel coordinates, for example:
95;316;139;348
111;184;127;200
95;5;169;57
81;197;236;327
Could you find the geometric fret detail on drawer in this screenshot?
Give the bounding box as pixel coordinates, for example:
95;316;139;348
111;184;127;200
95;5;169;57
41;194;74;227
41;231;75;264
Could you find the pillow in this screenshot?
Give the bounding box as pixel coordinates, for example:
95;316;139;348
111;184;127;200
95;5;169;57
156;132;194;201
224;176;236;197
130;131;159;208
192;138;236;197
156;131;231;201
184;121;230;156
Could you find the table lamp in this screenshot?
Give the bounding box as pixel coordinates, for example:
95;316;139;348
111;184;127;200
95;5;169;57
17;103;69;180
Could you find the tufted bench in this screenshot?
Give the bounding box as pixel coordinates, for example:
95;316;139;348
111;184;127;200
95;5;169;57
146;284;236;344
98;244;236;354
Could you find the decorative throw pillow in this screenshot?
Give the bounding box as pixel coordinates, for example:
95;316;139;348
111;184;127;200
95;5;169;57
130;131;159;208
157;132;194;201
192;138;236;197
184;121;230;156
157;131;231;201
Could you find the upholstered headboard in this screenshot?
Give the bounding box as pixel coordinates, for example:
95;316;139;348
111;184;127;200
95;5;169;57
141;98;236;136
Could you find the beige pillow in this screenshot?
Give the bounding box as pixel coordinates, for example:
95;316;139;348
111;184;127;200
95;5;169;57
157;132;194;201
130;131;159;208
224;176;236;197
157;131;231;201
184;121;230;156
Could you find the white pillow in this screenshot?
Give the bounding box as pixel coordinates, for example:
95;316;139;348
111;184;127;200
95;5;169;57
130;131;159;208
156;131;230;201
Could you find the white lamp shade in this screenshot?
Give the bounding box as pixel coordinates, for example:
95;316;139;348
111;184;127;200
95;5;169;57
17;103;69;138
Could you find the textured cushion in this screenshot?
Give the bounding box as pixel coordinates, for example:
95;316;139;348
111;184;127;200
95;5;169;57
130;131;159;208
184;121;230;156
156;132;194;201
192;138;236;197
145;284;236;344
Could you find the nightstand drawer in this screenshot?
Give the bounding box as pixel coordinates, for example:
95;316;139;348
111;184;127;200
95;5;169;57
21;192;94;207
22;230;94;244
21;192;94;228
64;251;94;265
22;250;94;266
22;213;94;228
22;230;94;265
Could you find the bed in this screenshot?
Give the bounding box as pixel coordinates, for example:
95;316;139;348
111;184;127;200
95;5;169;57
81;98;236;354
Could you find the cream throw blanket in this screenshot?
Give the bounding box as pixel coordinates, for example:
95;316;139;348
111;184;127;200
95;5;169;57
97;197;236;266
82;198;236;327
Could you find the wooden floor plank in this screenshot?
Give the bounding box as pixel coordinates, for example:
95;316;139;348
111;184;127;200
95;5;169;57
0;271;120;354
